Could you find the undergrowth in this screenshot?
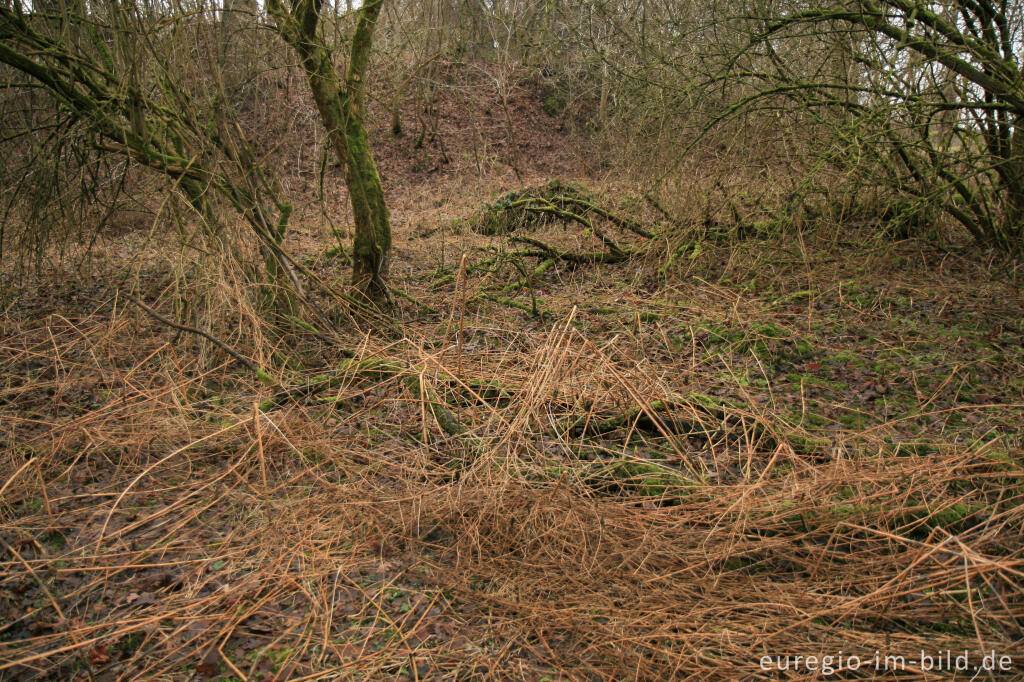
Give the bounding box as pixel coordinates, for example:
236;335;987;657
2;186;1023;680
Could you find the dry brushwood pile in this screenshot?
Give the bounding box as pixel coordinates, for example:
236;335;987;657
3;175;1024;680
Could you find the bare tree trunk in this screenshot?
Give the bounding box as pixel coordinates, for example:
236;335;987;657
268;0;392;307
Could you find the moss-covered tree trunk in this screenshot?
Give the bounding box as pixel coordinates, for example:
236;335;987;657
268;0;391;307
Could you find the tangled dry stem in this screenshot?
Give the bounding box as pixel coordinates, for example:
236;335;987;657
2;270;1022;680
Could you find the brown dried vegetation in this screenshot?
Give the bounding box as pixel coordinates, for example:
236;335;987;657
2;49;1024;682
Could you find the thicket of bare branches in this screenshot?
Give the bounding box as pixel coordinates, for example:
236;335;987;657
519;0;1024;252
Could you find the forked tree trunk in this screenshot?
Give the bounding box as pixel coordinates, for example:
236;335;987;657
267;0;392;307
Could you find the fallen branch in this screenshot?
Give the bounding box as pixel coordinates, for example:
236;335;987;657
511;198;628;257
554;194;656;239
560;393;830;456
124;292;277;387
511;236;630;263
261;357;467;438
478;292;549;317
501;258;555;294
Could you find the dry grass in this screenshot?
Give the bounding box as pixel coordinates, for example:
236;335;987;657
5;21;1023;677
3;189;1024;680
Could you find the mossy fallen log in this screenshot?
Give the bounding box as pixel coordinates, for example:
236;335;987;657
478;292;549;318
560;393;831;456
258;357;464;436
469;180;654;240
584;459;697;499
510;236;630;264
